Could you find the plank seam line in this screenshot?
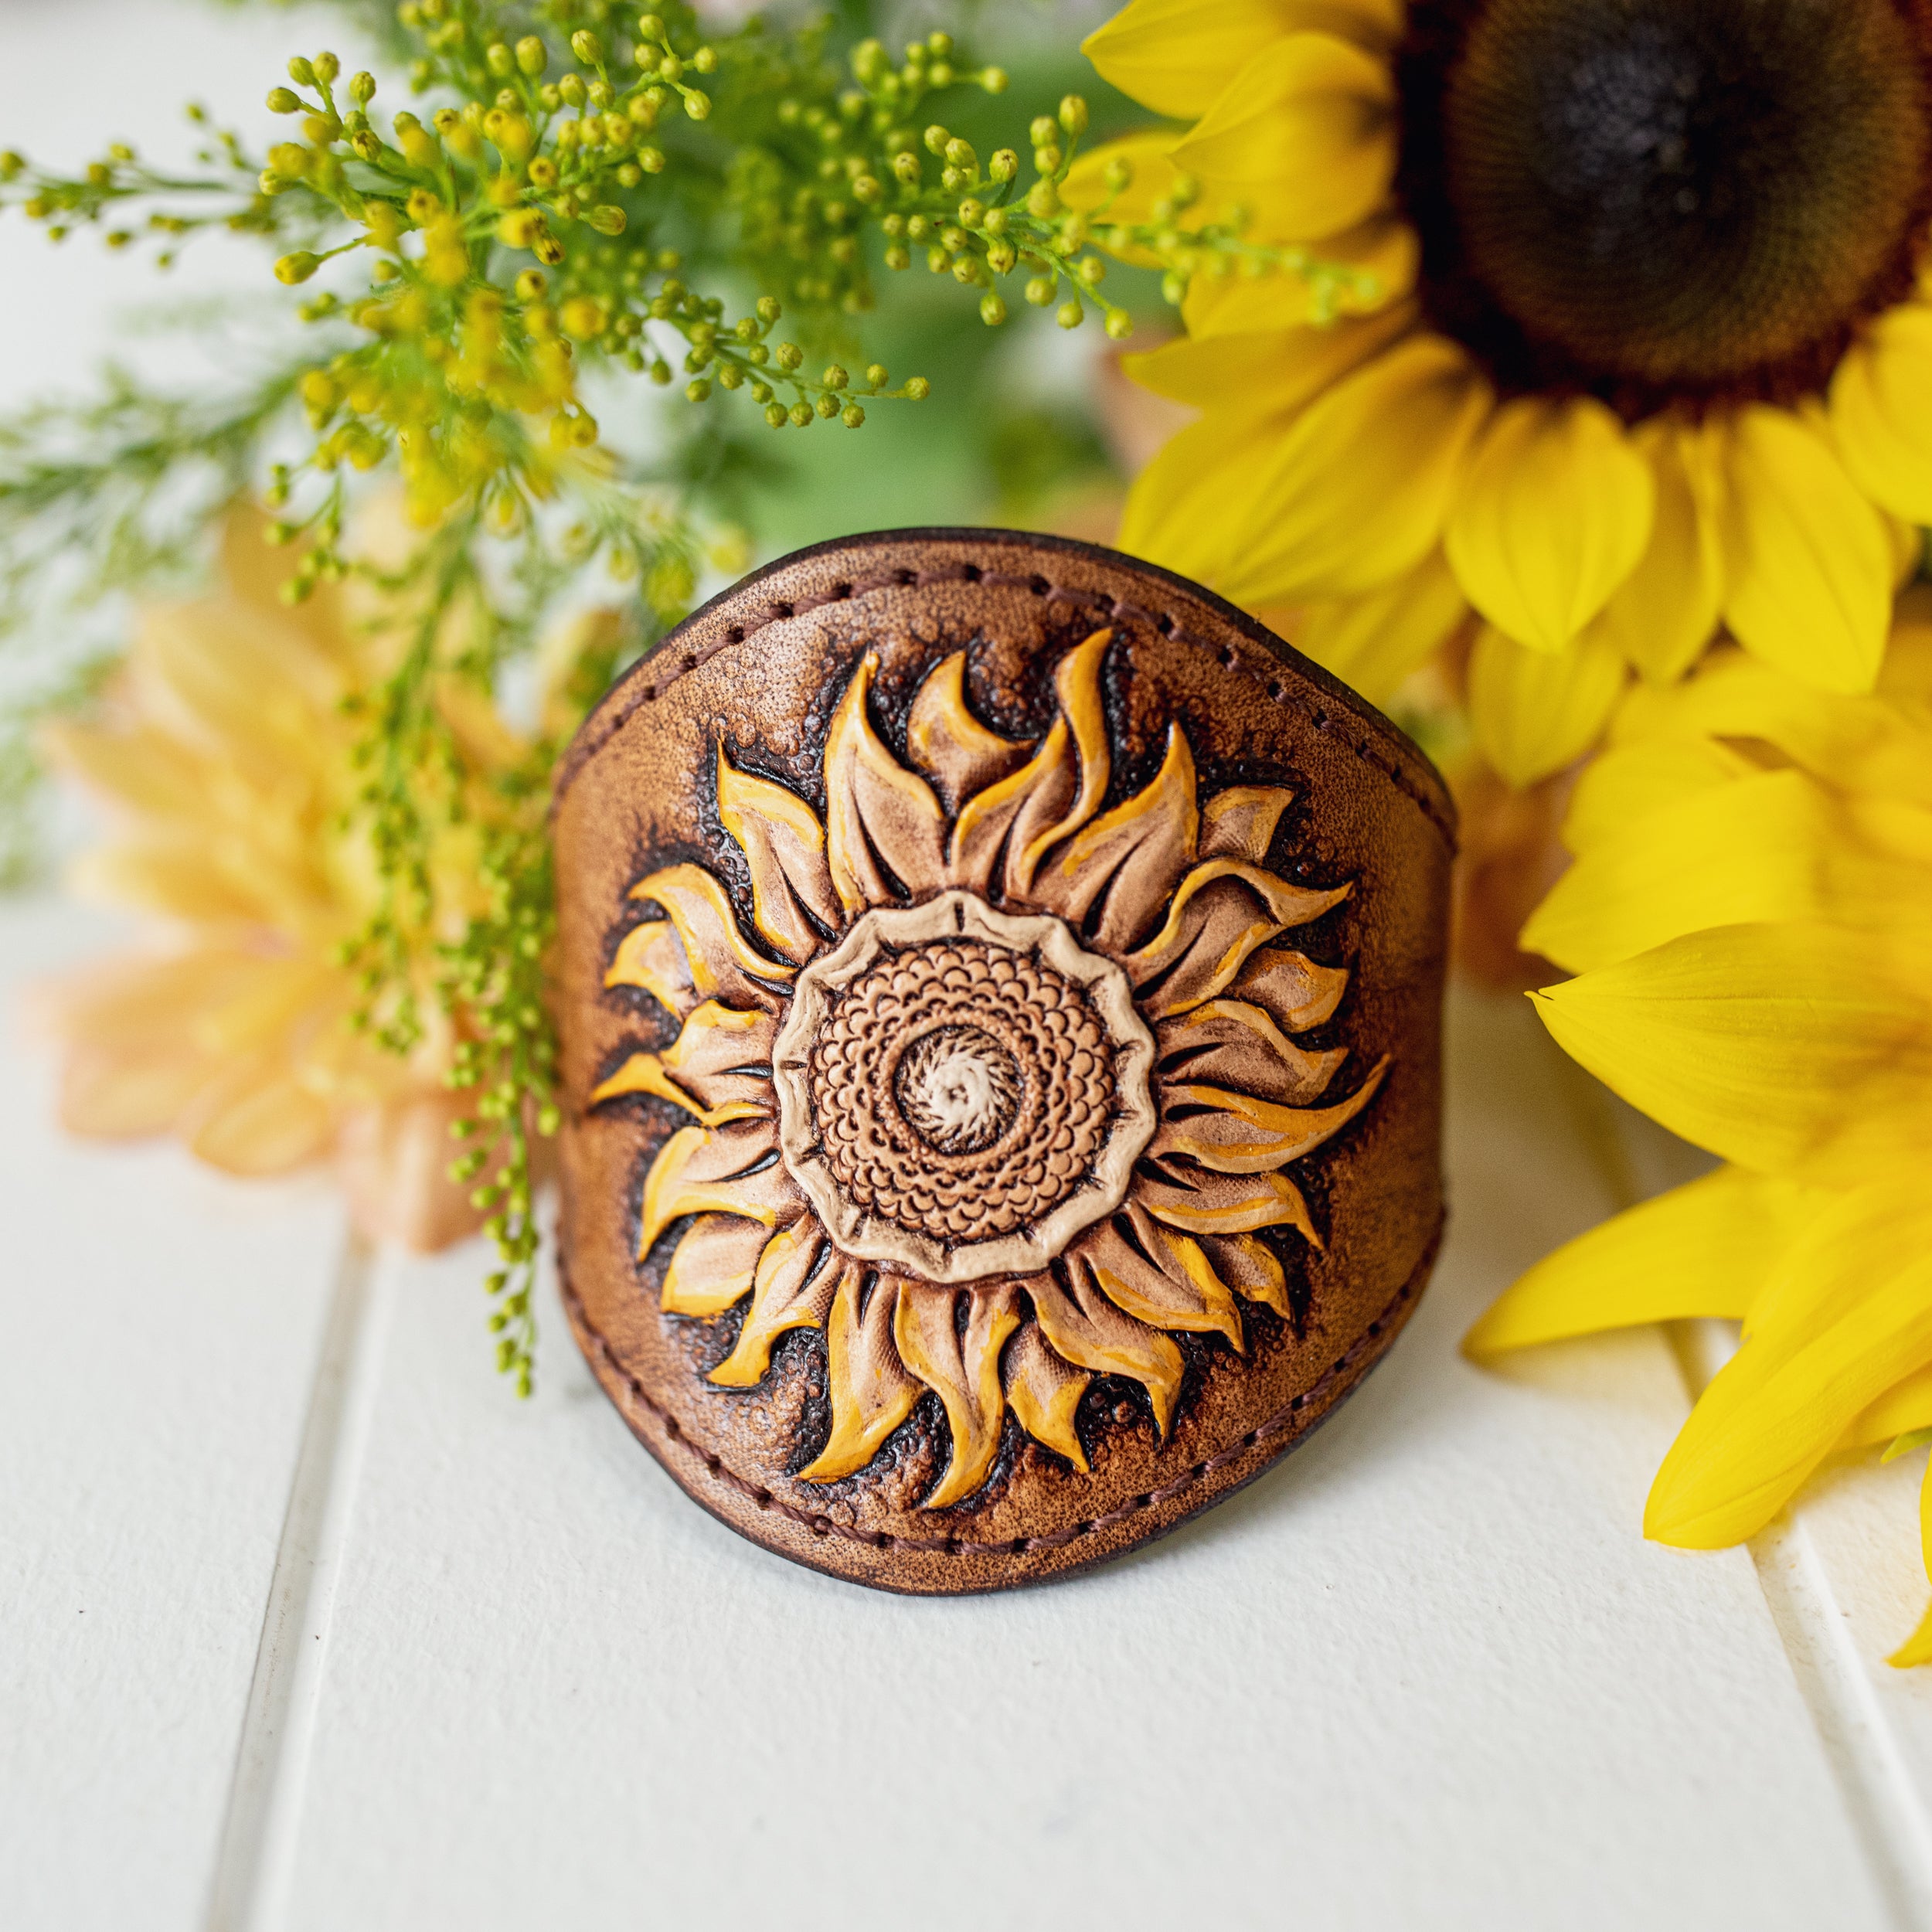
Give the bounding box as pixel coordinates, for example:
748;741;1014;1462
206;1231;389;1932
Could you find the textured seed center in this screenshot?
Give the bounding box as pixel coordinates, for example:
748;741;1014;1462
896;1026;1021;1155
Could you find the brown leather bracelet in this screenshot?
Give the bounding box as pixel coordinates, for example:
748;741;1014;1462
553;529;1453;1594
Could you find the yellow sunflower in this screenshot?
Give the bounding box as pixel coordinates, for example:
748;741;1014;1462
589;629;1386;1509
1465;590;1932;1661
1081;0;1932;782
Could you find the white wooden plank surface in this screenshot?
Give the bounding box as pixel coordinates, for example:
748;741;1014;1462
267;991;1893;1931
0;899;345;1932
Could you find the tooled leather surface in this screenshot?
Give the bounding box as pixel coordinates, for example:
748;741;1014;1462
552;529;1454;1594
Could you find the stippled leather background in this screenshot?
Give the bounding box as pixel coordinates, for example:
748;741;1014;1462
552;529;1453;1594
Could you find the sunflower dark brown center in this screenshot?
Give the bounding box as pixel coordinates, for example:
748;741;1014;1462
1396;0;1932;410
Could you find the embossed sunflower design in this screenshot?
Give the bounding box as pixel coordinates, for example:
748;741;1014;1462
590;630;1387;1508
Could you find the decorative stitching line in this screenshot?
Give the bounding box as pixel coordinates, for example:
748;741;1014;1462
559;563;1457;852
559;1211;1444;1563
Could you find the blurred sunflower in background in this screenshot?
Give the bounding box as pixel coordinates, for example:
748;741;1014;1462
1086;0;1932;784
1466;590;1932;1659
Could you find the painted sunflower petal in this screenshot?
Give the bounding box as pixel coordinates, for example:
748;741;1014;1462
1214;334;1494;608
660;1212;773;1318
905;651;1028;811
1831;301;1932;525
1718;405;1892;695
1002;1318;1091;1471
1156;995;1349;1104
1153;1057;1387;1172
1199;1233;1291;1318
588;999;776;1124
1287;547;1469;704
1031;723;1199;950
1029;1264;1185;1436
1592;419;1726;685
709;1226;838;1388
798;1270;922;1484
1080;1210;1246;1350
1083;0;1402;121
716;745;838;964
612;864;794;1015
1124;858;1351;1018
1232;947;1349;1031
1529;924;1932;1179
1136;1162;1321;1242
1444;396;1656;654
951;631;1112;897
1468;623;1628;789
895;1280;1025;1509
1199;786;1296;864
1645;1223;1932;1549
1889;1457;1932;1669
823;654;947;913
1173;31;1396;243
635;1119;796;1258
1464;1166;1798;1358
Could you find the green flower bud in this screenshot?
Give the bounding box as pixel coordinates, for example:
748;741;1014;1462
287;56;316;86
587;203;627;234
865;362;889;387
928;30;953;56
981;67;1009;94
1024;275;1053;306
485;43;513;78
988;148;1018;185
1027;179;1061;219
893;151;920;186
757;294;781;323
945;138;976;170
923;124;949;156
1056;298;1083;329
686;376;712;401
684;90;711;121
957;198;985;227
774;340;802;370
979;291;1007;327
0;151;24;181
884;243;910;271
1059;95;1090;136
570;29;604;66
815;393;839;419
904;376;930;400
638;14;665;39
274;250;321;284
267;88;302;114
788;402;813;427
515;36;547;77
693;47;718;75
315;52;340;83
1077;254;1106;287
1104;309;1134;341
1033;144;1063;175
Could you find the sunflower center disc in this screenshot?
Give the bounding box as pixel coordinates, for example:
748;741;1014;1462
1406;0;1932;400
771;893;1159;1285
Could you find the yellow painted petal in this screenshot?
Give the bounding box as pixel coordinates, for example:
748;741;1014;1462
1174;32;1396;242
823;655;947;913
1032;723;1198;951
1136;1163;1321;1243
1645;1211;1932;1547
1889;1455;1932;1668
1831;301;1932;524
1156;996;1347;1104
894;1280;1023;1509
1125;859;1350;1017
1529;924;1932;1179
798;1270;922;1484
588;1000;776;1124
716;746;838;963
660;1212;773;1317
708;1226;840;1388
601;919;699;1020
1589;419;1726;685
1232;946;1349;1031
1287;547;1468;702
1079;1213;1244;1348
1524;770;1932;974
1445;397;1655;654
1719;405;1892;694
635;1120;796;1257
1029;1264;1185;1434
1198;1233;1291;1318
1464;1166;1798;1358
1215;335;1493;608
1083;0;1401;119
1467;624;1628;789
1003;1321;1090;1471
1193;794;1293;877
905;651;1027;811
612;864;794;1014
1151;1055;1387;1171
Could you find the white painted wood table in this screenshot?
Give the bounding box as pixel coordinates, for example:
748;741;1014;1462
9;6;1932;1927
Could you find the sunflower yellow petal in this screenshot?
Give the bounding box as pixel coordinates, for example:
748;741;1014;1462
614;864;794;1012
1844;1362;1932;1451
894;1281;1023;1509
1181;218;1416;331
1830;301;1932;525
1003;1322;1090;1471
1151;1056;1386;1170
1083;0;1401;119
1136;1165;1320;1243
1464;1166;1798;1358
1467;624;1627;788
1029;1265;1185;1434
1173;32;1396;242
635;1120;795;1257
1889;1456;1932;1668
1198;1233;1291;1317
1287;547;1468;702
659;1213;771;1318
1591;419;1726;684
1529;923;1932;1178
707;1225;837;1388
1718;405;1892;694
823;655;947;913
799;1270;920;1484
1445;397;1655;654
1214;335;1492;607
905;651;1027;811
716;745;838;964
1198;786;1296;864
1559;736;1756;858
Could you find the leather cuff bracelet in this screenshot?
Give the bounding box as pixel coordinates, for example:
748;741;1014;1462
552;530;1454;1594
